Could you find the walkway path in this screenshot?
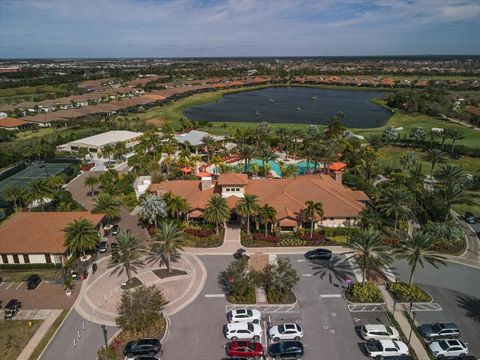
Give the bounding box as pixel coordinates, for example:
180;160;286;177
379;286;430;360
18;310;63;360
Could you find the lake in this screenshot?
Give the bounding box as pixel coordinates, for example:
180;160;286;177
183;87;392;128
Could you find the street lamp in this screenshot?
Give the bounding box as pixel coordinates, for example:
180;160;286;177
101;324;108;348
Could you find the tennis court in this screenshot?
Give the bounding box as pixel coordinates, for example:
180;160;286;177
0;162;75;197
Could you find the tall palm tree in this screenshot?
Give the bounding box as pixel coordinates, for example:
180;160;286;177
236;194;260;234
377;187;413;233
210;155;223;175
152;220;184;273
101;143;115;162
64;218;99;258
395;231;446;286
111;231;143;280
289;128;304;158
92;192;121;224
238;144;256;173
84;175;99;197
3;185;26;212
423;149;446;178
446;129;464;154
201;135;216;162
139;194;166;227
437;182;470;222
204;194;230;234
434;164;465;186
347;229;392;286
258;143;278;178
275;127;289;151
26;178;52;211
258;204;277;236
301;201;324;239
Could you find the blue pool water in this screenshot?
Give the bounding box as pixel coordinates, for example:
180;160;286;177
239;159;316;176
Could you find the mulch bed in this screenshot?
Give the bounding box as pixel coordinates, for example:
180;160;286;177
123;277;143;290
152;269;187;279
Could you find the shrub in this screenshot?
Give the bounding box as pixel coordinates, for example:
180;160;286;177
184;227;215;238
323;227;360;238
0;263;62;270
227;290;256;304
345;282;384;303
297;231;326;242
253;233;279;243
386;282;431;302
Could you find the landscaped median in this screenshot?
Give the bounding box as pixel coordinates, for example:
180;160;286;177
386;282;432;303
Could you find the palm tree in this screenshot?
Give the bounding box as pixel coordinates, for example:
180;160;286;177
139;194;166;227
437;182;470;222
201;135;216;162
301;201;324;239
84;175;99;197
236;194;260;234
275;127;289;151
382;126;397;146
289;128;304;158
152;220;184;273
258;143;277;178
377;187;413;233
347;229;392;286
111;231;143;280
238;144;256;173
3;185;26;212
101;143;115;162
113;141;127;160
395;231;446;286
423;149;446;178
434;164;465;186
446;128;465;154
210;155;223;175
26;178;52;211
204;194;230;234
64;218;99;258
92;192;121;224
400;151;417;171
258;204;277;236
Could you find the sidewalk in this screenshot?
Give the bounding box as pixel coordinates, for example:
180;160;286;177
379;286;430;360
18;309;63;360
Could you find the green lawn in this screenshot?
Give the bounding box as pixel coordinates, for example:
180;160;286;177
0;320;42;360
0;268;63;282
15;127;60;140
452;191;480;218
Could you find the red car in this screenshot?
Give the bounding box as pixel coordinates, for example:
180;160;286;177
227;340;264;358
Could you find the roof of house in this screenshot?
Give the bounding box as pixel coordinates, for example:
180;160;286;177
0;117;31;128
175;130;224;146
466;106;480;116
22;113;69;124
58;130;143;149
0;212;104;254
150;174;368;220
0;104;15;112
217;173;249;186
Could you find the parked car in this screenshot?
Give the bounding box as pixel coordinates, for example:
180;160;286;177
268;323;303;341
464;212;476;224
123;338;161;357
444;356;477;360
304;248;332;260
4;299;21;319
112;224;120;235
227;308;261;323
233;248;250;260
128;357;161;360
365;340;409;359
226;340;264;358
96;240;108;253
428;339;468;358
268;341;304;359
419;322;460;341
26;274;41;290
224;323;262;341
361;324;400;341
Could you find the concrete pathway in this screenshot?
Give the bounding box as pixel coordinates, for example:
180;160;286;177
379;286;430;360
17;309;63;360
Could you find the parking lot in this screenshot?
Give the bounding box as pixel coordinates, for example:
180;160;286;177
162;254;393;360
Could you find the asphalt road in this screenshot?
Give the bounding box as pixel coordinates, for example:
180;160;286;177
41;309;118;360
392;259;480;357
162;254;390;360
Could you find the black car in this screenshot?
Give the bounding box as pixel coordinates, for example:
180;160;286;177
26;274;41;290
304;248;332;260
269;341;304;358
464;212;476;224
123;338;161;357
132;356;161;360
4;299;21;319
233;248;250;260
112;224;120;235
96;240;108;253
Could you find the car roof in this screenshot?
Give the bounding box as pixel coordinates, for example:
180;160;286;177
136;338;159;345
228;322;250;329
364;324;388;331
271;341;303;350
446;339;463;346
379;340;396;346
436;322;458;329
6;299;19;306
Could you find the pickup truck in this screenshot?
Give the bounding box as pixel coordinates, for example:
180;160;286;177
365;340;409;359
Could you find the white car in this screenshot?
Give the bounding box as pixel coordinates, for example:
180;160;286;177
361;324;400;341
268;323;304;341
223;323;262;341
428;339;468;358
227;308;261;323
365;339;409;359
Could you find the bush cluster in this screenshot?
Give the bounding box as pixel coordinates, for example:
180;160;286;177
253;233;279;243
184;227;215;238
227;291;256;304
386;282;431;302
323;226;360;238
297;231;326;242
345;282;384;303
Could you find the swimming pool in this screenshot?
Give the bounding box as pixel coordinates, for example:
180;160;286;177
239;159;316;176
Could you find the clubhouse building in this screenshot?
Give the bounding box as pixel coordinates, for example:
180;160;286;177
150;173;369;230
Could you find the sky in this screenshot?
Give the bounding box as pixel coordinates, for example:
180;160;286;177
1;0;479;58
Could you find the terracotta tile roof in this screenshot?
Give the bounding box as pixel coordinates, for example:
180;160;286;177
217;173;249;185
150;174;368;220
0;117;30;128
22;113;69;123
0;212;104;254
466;106;480;116
0;104;15;112
328;162;347;171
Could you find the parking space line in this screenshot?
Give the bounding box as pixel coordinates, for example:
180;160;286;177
302;273;312;277
15;282;23;290
320;294;342;298
204;294;225;298
5;282;14;289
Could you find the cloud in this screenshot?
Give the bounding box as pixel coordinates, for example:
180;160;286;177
0;0;479;57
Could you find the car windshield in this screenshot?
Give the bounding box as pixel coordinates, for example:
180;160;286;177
432;323;443;332
278;325;285;333
247;324;253;332
386;327;393;335
246;309;252;316
439;341;449;351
